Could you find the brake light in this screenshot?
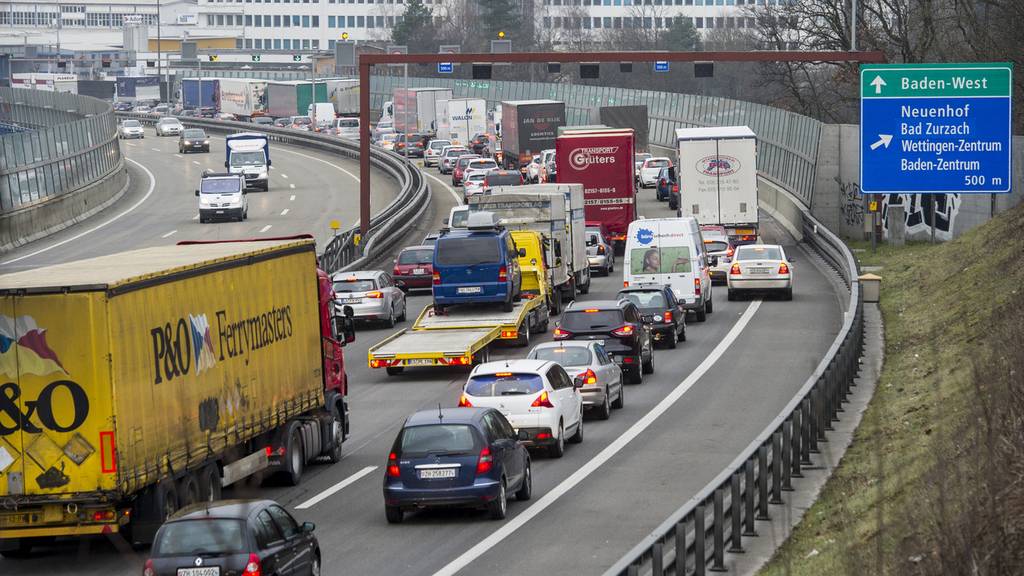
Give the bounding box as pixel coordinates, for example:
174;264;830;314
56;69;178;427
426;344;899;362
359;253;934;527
476;446;493;474
730;263;742;275
458;394;473;407
726;247;735;258
143;559;156;576
611;325;635;337
597;245;606;255
664;311;673;323
553;327;572;340
623;281;629;288
672;184;679;193
366;291;383;299
779;263;790;275
393;267;401;275
92;510;115;522
387;452;401;477
433;272;441;285
581;369;597;385
531;390;555;408
584;308;600;313
265;446;273;457
694;278;702;296
245;554;262;576
498;265;508;282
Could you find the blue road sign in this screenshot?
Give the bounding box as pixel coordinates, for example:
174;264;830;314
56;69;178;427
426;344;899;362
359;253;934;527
860;63;1013;194
438;62;453;74
654;61;669;73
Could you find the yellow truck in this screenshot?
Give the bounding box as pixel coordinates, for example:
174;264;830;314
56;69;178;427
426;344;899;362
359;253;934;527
0;238;355;554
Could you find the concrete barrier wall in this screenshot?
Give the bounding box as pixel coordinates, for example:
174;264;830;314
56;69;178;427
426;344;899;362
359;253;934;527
758;175;805;242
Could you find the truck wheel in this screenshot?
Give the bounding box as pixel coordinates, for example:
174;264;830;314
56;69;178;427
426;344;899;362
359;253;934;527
178;472;201;507
549;289;562;316
515;320;530;347
386;366;404;376
326;406;344;464
154;480;179;524
0;539;35;558
199;464;222;502
285;429;304;487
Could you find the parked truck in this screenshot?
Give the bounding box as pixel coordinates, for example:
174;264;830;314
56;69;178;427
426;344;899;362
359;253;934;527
267;80;328;119
436;98;487;146
0;237;355;553
324;78;360;116
12;73;78;93
181;78;220;110
500;100;567;174
556;127;637;253
675;126;759;242
218;78;268;119
225;132;271;191
393;87;453;134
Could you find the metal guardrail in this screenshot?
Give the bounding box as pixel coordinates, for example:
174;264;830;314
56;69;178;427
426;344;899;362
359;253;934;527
604;201;862;576
115;113;430;274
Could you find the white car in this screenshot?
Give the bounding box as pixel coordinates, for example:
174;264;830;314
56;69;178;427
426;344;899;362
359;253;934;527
463;158;498;182
701;226;734;285
424;139;452;167
332;117;360;140
439;146;469;174
461;359;584;458
373;120;395;140
462;172;487;199
118;119;145;139
527;341;624;420
525;155;543;183
378;133;398;151
155;117;184;137
634;152;652;182
638;157;672;188
727;244;794;301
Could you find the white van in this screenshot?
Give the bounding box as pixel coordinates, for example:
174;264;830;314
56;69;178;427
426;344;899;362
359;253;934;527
308;102;337;131
623;217;714;322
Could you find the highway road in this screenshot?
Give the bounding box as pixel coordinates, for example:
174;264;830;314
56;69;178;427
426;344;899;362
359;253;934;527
0;142;844;576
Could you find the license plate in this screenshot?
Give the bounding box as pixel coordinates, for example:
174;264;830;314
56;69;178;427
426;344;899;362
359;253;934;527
457;286;482;294
735;228;755;235
343;298;361;304
748;268;771;275
215;210;224;214
404;358;434;366
177;568;220;576
419;468;457;479
413;268;426;275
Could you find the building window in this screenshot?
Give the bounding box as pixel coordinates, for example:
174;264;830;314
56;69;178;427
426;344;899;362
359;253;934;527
302;39;310;49
302;15;309;26
357;15;364;26
312;15;319;26
329;15;335;26
284;38;291;49
312;39;319;49
328;39;336;48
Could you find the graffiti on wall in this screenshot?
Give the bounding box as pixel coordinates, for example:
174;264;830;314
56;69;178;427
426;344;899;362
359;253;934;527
882;194;960;241
836;177;865;227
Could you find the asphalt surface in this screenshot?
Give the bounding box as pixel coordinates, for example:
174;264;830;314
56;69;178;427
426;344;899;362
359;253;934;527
0;155;843;576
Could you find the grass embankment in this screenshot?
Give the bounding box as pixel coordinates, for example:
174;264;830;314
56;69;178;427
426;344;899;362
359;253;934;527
759;203;1024;575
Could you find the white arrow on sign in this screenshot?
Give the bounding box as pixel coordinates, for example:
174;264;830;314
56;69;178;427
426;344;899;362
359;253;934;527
870;75;887;94
870;134;893;150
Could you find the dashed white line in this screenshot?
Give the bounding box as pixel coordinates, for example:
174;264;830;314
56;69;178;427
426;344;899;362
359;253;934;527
124;142;136;147
431;300;763;576
192;215;200;220
259;225;273;233
289;195;296;201
289;183;296;189
281;173;289;179
174;154;183;158
192;160;201;166
294;466;378;510
280;208;290;216
161;230;177;238
151;147;161;152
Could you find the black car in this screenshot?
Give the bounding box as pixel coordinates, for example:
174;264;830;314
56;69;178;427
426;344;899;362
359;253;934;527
656;166;679;209
554;299;653;384
469;133;495;156
178;128;210;153
383;407;532;523
617;284;686;349
395;133;426;157
145;499;320;576
113;101;133;112
198;107;217;119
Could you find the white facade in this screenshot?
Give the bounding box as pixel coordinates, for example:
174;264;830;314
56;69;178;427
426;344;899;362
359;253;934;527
537;0;755;42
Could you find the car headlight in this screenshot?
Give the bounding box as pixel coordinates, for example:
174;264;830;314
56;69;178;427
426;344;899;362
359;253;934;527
183;141;191;145
203;140;210;144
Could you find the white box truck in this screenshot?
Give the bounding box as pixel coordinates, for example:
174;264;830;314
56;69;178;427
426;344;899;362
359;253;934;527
438;98;487;146
393;87;453;134
675;126;759;242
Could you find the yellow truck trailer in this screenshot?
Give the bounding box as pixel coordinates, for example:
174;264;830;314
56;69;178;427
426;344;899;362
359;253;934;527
0;238;355;554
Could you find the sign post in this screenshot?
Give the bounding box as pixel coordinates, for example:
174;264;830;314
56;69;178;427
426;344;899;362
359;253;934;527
438;45;459;75
860;63;1013;196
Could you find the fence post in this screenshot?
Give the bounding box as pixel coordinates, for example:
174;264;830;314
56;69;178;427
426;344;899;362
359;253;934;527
807;394;820;454
729;472;745;553
770;431;784;504
711;487;727;572
782;420;794;490
757;444;770;520
653;540;664;576
695;504;706;576
743;459;757;536
675;518;688;575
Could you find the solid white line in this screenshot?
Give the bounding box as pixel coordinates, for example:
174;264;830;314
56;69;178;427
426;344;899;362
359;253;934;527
272;147;359;181
161;230;177;238
281;173;289;179
289;194;296;201
280;208;290;216
192;160;201;166
259;225;272;233
431;300;763;576
1;158;157;266
294;466;378;510
421;169;463;205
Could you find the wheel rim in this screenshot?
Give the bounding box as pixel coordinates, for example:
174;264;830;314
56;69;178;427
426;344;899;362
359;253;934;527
291;436;302;474
312;558;320;576
499;482;507;514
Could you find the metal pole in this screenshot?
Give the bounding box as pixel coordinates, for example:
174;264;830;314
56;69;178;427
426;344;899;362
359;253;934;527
359;61;371;236
851;0;858;51
403;62;409;160
157;0;162;103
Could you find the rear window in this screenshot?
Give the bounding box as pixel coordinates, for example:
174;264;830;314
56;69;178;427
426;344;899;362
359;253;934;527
292;116;311;125
630;246;693;274
457;156;481;168
737;246;783;261
467;373;544;396
528;347;592;367
201;179;241;194
398;249;433;265
704;241;729;253
400;424;478;455
486;172;522;186
153;519;247;557
561;309;624;331
468;160;498;170
445;148;468;157
619;291;667;310
333;278;376;292
183;129;206;138
466;173;486;182
435;236;501;266
336;118;359;128
645;159;669;168
430;140;450;150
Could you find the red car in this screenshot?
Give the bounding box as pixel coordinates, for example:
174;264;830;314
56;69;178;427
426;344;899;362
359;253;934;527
452;154;482;186
392;245;435;291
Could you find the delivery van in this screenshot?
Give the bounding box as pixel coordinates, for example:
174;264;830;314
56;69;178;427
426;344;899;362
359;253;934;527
623;217;714;322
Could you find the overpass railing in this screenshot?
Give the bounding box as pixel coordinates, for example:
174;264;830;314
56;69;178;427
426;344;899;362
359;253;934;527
1;88;122;212
115;113;430;274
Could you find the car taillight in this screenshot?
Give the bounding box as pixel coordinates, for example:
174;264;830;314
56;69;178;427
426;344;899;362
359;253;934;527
726;247;735;258
366;290;383;299
387;452;401;478
393;267;401;276
476;446;493;474
581;369;597;385
623;281;629;288
611;325;635;337
779;263;790;274
672;184;679;193
730;263;742;275
694;278;702;296
433;272;441;285
458;394;473;407
664;311;673;323
531;390;555;408
498;265;508;282
597;245;606;255
553;327;572;340
143;559;155;576
245;554;262;576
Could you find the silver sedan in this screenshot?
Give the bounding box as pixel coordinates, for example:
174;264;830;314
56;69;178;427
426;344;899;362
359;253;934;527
527;340;624;420
332;270;408;328
726;244;794;301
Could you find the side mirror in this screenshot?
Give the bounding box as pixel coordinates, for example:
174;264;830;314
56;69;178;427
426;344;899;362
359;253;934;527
518;248;527;258
223;162;229;168
573;375;585;389
442;217;449;225
301;522;316;534
194;189;200;197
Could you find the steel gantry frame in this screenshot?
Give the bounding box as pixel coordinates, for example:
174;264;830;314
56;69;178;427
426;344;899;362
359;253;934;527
356;50;886;235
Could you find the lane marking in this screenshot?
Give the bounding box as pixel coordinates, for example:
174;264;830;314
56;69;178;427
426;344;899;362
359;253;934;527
151;147;161;152
280;208;290;216
281;173;289;179
432;300;763;576
192;160;201;166
124;142;136;148
421;169;463;205
294;466;378;510
174;154;183;158
1;158;157;266
272;147;359;181
192;215;200;220
259;225;273;233
289;194;296;201
290;183;296;189
161;230;177;238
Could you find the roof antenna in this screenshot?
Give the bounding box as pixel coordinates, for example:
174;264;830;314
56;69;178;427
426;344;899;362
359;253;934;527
438;402;443;421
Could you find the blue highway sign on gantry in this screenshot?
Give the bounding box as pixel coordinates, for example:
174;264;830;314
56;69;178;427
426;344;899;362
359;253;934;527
860;63;1012;194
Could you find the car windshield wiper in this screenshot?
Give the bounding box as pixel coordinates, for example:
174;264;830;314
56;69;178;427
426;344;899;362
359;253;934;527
500;390;530;396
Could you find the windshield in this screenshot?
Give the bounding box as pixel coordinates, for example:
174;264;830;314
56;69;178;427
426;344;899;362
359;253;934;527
486;173;521;186
737;246;783;261
619;291;667;310
230;151;265;167
183;129;205;139
398;249;433;265
336;118;359;128
334;279;376;293
153;519;246;557
292;117;311;125
466;173;486;183
466;373;544;396
561;309;624;331
122;120;141;127
645;159;669;169
400;424;478;455
201;179;241;194
704;241;730;253
450;210;469;228
529;346;592;367
435;236;500;266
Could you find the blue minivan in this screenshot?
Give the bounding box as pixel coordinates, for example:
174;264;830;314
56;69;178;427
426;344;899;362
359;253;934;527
432;212;523;312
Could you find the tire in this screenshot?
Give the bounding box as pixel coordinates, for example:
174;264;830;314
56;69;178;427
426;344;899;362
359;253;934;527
628;365;643;384
596;390;611;420
783;287;793;301
386;366;404;376
578;274;590;295
488;479;508;520
285;429;304;487
385;505;404;524
502;296;514;313
728;289;736;301
153;480;179;525
177;472;201;507
326;405;344;464
642;347;655;375
0;539;35;558
548;422;565;458
608;258;614;274
679;324;687;342
666;326;678;349
706;296;714;315
384;306;396;329
569;414;583;444
515;320;530;347
397;300;407;322
199;464;222;502
515;461;532;501
311;552;321;576
549;288;562;316
695;306;707;323
611;382;625;409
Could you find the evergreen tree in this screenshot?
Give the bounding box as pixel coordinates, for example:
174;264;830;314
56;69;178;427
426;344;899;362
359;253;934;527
477;0;522;45
391;0;437;53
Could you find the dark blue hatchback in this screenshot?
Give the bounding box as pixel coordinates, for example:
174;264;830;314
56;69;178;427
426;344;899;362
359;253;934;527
383;407;532;523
